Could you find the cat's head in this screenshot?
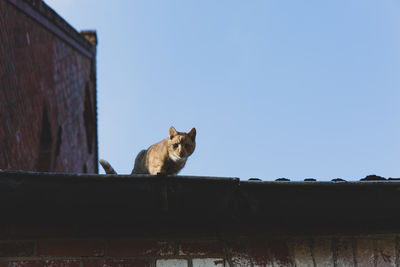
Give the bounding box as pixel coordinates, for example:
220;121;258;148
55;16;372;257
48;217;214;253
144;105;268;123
167;126;196;161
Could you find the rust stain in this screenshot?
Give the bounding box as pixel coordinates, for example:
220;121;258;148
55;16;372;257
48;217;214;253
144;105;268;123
380;250;392;263
214;259;225;265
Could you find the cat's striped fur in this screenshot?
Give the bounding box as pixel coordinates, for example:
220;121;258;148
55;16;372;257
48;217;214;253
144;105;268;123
99;159;117;174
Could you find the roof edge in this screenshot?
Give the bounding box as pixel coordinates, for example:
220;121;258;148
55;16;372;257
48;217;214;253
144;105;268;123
6;0;96;58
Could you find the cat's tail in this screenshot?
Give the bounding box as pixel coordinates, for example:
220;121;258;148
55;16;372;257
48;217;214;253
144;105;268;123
99;159;117;174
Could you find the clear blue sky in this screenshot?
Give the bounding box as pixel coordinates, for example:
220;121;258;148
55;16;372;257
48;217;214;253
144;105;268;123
45;0;400;180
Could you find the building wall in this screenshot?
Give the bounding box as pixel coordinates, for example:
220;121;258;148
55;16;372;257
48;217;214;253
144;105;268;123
0;234;397;266
0;0;97;173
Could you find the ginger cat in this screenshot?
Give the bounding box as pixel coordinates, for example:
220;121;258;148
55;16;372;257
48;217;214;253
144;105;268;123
99;126;196;175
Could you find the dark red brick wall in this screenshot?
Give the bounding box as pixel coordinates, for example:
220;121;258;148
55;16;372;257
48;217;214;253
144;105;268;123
0;235;397;266
0;0;97;173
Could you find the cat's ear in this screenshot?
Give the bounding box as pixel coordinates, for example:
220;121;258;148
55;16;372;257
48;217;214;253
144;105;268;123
188;128;196;141
169;126;178;139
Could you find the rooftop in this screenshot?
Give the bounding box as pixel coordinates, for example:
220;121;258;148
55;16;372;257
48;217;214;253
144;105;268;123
0;170;399;238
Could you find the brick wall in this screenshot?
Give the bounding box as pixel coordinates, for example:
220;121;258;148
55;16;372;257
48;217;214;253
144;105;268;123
0;0;97;173
0;234;398;266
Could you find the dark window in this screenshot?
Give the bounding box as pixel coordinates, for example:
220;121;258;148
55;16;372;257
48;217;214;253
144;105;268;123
37;107;52;172
52;126;62;169
55;126;62;157
84;83;95;154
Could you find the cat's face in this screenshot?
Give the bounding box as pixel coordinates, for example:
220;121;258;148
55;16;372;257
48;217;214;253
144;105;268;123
167;126;196;161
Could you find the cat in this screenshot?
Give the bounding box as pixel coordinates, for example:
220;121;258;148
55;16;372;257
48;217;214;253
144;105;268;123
99;126;196;175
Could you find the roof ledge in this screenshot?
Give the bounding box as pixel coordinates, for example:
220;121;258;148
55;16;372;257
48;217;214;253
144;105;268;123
1;170;400;238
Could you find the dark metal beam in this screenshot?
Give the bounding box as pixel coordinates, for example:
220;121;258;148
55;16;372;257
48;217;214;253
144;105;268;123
1;170;400;238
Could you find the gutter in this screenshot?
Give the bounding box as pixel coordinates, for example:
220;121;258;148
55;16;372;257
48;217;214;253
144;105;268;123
1;170;400;238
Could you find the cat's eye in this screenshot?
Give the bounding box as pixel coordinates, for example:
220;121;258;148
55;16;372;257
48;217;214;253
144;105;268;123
173;144;179;148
